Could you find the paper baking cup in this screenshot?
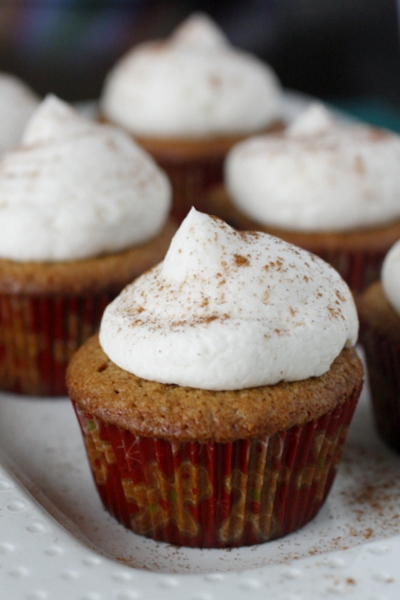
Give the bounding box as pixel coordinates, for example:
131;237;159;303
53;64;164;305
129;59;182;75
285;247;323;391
156;157;224;223
301;247;385;295
72;388;360;548
361;328;400;454
0;293;112;396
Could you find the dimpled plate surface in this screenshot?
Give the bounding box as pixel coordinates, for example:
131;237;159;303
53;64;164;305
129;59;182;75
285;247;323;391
0;347;399;599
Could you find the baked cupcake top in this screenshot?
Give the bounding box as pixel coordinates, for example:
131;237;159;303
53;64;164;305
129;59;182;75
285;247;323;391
382;239;400;315
225;103;400;232
0;72;39;153
100;12;282;138
100;208;358;391
0;95;171;262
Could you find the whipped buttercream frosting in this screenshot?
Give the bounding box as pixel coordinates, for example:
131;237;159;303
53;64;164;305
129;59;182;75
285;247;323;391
100;12;282;137
100;209;358;391
0;72;39;153
382;240;400;315
226;103;400;232
0;95;171;262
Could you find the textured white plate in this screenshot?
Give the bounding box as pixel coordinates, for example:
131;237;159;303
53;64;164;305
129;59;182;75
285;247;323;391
0;94;399;599
0;350;399;600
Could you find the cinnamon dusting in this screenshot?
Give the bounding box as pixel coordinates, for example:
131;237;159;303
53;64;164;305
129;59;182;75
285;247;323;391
233;254;250;267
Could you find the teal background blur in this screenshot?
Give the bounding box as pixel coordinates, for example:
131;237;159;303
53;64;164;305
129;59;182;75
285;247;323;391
0;0;399;131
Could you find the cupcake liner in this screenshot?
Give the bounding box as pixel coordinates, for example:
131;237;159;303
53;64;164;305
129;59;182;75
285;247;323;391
361;328;400;453
156;157;224;223
313;247;386;294
72;387;359;548
0;293;112;396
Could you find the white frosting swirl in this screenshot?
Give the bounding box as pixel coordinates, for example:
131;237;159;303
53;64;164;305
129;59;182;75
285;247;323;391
0;95;171;262
382;240;400;315
226;103;400;232
0;72;39;153
100;208;358;391
100;13;282;138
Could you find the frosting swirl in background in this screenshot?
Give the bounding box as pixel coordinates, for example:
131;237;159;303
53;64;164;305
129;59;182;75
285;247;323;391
0;95;171;262
100;12;282;138
0;72;39;154
382;240;400;315
225;103;400;232
100;209;358;391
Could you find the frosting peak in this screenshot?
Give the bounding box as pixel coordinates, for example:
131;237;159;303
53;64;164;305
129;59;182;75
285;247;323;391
100;13;282;137
100;209;358;391
170;12;229;50
287;102;334;136
22;94;92;146
0;95;171;262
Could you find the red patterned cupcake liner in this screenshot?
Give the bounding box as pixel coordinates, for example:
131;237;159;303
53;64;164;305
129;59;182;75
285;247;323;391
361;328;400;453
72;388;360;548
156;157;224;223
301;246;386;295
0;293;112;396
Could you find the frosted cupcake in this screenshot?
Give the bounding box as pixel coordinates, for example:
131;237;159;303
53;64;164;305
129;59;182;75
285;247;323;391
0;72;39;153
100;13;283;221
67;209;363;548
206;103;400;292
357;240;400;453
0;95;174;396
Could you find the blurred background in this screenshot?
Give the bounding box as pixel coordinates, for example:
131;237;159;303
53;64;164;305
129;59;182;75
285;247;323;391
0;0;399;129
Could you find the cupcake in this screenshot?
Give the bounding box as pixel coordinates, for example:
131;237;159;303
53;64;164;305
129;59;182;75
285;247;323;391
206;103;400;293
0;72;39;153
0;94;175;396
100;12;283;222
357;240;400;453
67;209;363;548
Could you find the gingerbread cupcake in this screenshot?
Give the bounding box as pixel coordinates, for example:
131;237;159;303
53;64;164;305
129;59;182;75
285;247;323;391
100;13;283;222
357;240;400;453
0;94;175;396
206;103;400;293
67;209;363;548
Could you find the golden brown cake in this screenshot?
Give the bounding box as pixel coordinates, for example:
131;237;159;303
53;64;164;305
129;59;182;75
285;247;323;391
68;336;362;444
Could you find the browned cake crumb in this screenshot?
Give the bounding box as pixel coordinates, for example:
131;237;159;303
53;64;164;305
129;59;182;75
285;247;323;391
67;335;363;443
99;114;284;162
357;280;400;344
205;186;400;254
134;122;284;162
0;219;176;295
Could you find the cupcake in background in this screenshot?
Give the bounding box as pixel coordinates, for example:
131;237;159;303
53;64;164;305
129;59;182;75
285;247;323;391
206;103;400;293
0;94;174;396
0;72;39;153
100;12;283;222
357;240;400;454
67;209;363;548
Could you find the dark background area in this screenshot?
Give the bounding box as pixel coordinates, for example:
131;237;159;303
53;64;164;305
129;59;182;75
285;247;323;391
0;0;399;116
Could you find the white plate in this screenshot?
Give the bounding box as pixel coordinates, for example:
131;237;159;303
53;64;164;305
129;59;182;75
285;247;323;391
1;94;399;599
0;352;399;599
